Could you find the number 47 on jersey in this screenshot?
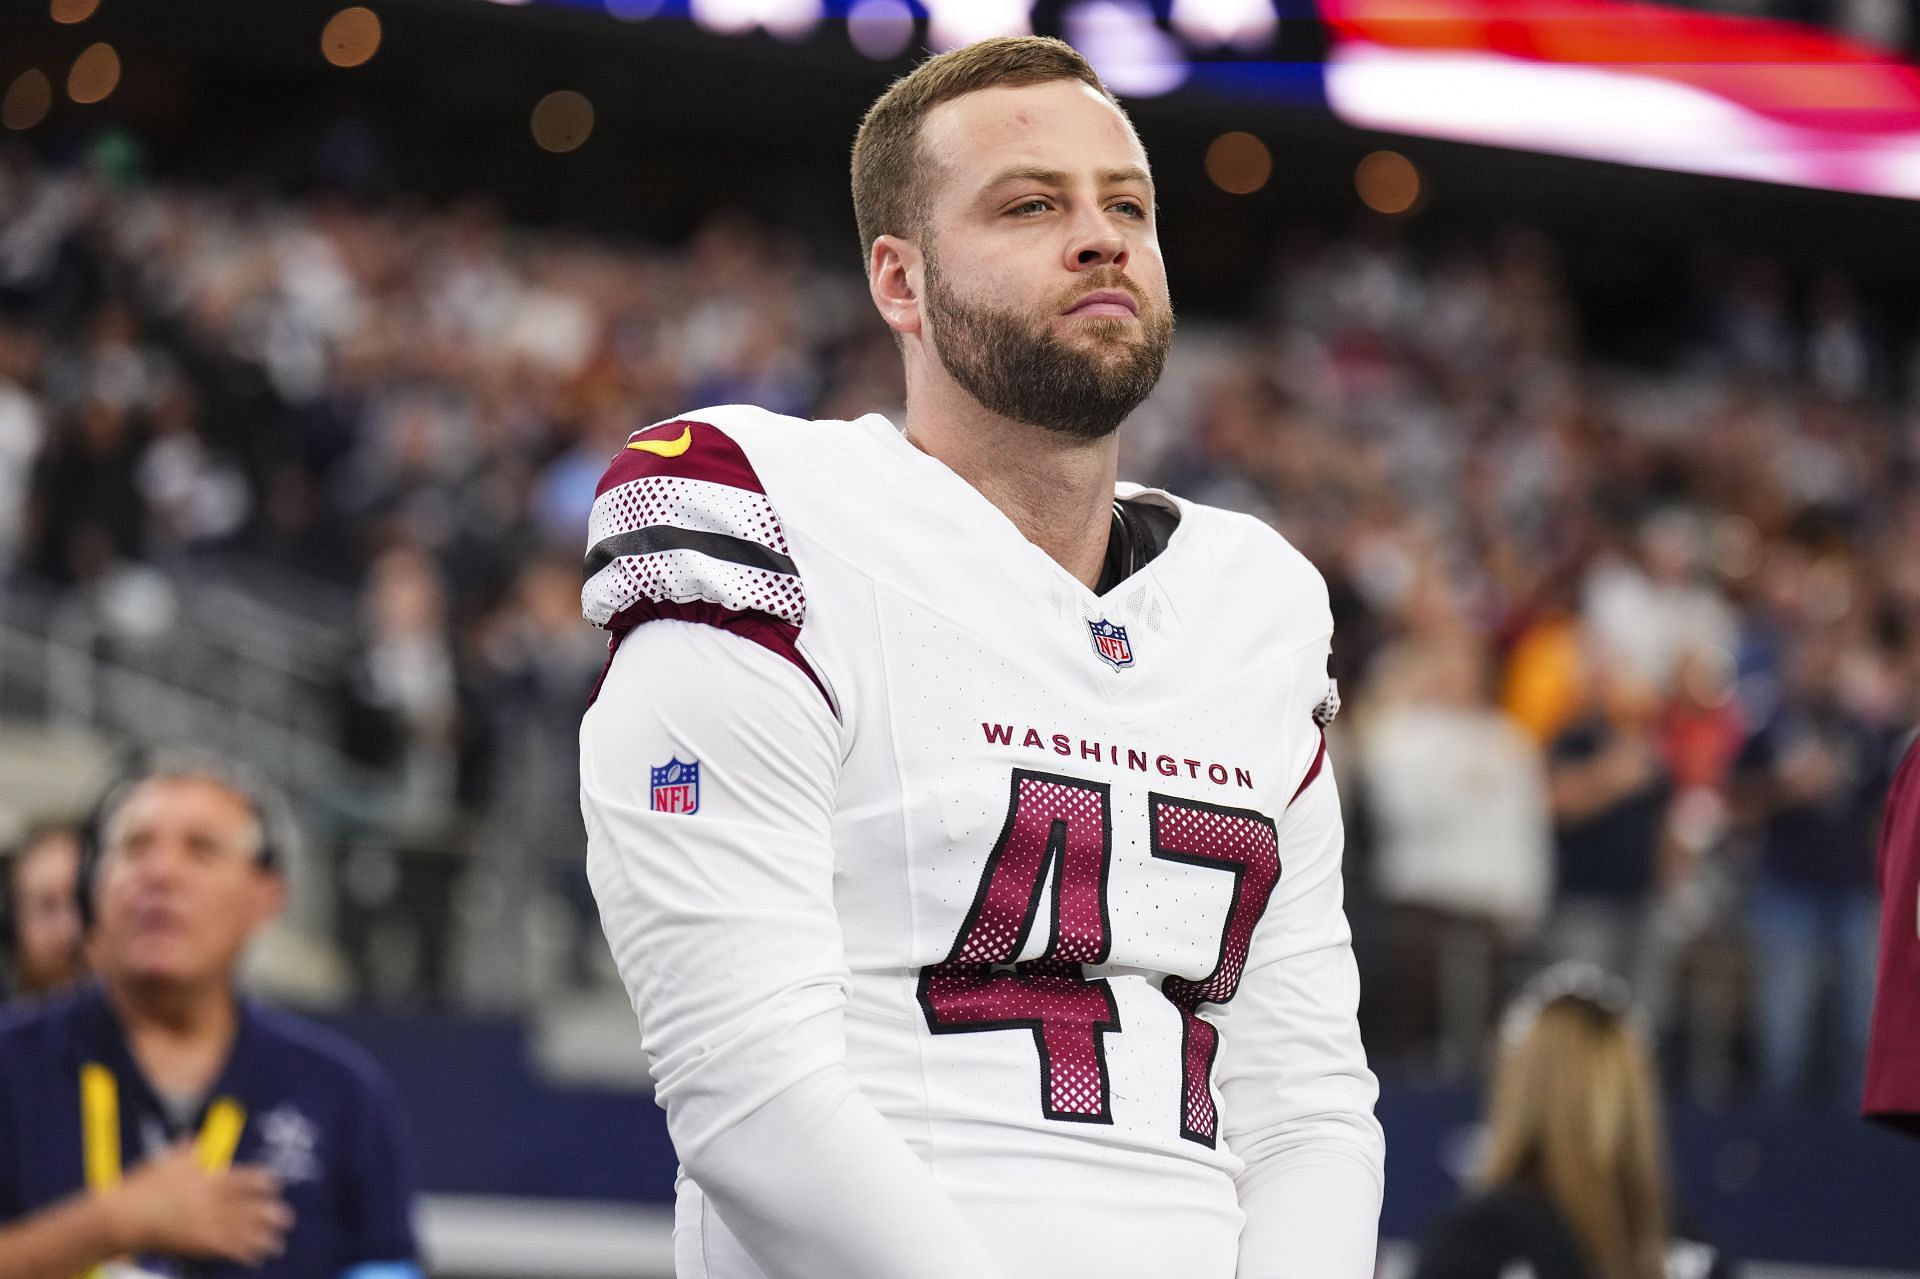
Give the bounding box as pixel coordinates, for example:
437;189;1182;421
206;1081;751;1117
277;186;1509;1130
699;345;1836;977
917;769;1281;1147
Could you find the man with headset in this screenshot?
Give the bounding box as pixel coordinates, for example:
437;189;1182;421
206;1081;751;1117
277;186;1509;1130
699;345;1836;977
0;753;422;1279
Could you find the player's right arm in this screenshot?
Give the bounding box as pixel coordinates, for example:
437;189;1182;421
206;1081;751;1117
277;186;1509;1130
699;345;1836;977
579;416;1005;1279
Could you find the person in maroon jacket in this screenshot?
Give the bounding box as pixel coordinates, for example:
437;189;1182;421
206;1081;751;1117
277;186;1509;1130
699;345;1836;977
1864;731;1920;1133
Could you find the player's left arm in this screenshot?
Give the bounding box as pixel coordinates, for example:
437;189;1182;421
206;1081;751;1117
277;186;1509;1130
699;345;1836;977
1217;650;1385;1279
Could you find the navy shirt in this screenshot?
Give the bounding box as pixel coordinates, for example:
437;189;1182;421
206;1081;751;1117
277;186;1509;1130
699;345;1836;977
0;983;420;1279
1549;718;1667;900
1736;704;1892;892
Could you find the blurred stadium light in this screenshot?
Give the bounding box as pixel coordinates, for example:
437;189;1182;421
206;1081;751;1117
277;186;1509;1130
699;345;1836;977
1064;0;1190;97
688;0;823;40
321;5;384;67
49;0;100;25
846;0;915;59
1170;0;1277;51
1354;147;1419;215
64;41;119;105
1;69;54;131
530;88;595;151
925;0;1033;49
1203;129;1272;193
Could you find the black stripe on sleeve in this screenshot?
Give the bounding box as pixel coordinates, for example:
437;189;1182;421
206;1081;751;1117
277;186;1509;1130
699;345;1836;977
583;525;799;580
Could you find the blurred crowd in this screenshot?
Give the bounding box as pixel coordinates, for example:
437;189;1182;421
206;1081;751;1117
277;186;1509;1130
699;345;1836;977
1189;226;1920;1104
2;145;1916;1104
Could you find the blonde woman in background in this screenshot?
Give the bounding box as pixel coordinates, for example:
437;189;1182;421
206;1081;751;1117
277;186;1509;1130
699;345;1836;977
1413;966;1736;1279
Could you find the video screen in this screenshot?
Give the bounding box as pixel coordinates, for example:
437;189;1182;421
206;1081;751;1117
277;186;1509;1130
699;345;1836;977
508;0;1920;200
1318;0;1920;201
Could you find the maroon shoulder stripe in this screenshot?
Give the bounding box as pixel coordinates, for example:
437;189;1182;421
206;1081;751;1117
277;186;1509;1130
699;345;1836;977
589;598;835;716
594;420;765;499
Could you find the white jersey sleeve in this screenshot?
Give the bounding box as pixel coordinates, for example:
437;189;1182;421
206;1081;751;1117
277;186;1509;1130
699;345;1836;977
581;622;1007;1279
1223;768;1384;1277
1220;639;1384;1278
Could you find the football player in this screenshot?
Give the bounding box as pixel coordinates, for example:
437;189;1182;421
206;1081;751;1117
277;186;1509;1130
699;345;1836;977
580;36;1385;1279
1864;730;1919;1134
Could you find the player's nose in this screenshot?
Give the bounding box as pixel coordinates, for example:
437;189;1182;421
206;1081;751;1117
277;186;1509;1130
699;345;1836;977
1064;212;1127;272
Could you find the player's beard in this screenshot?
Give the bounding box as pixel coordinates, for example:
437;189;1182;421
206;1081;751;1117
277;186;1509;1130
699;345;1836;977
922;251;1173;441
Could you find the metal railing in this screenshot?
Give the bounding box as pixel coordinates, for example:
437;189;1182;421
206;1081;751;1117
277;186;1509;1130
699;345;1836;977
0;564;593;1013
0;562;358;794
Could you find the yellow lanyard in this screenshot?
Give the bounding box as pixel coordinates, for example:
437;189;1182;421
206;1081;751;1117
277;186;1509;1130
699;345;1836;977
79;1063;247;1279
80;1060;247;1185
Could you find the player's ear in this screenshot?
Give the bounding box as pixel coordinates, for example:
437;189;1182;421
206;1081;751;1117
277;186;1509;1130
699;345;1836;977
868;234;921;338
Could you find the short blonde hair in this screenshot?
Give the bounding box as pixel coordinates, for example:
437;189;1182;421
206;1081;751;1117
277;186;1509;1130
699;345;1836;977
849;36;1124;264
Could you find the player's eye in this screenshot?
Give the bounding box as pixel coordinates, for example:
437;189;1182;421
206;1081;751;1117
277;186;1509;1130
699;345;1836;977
1109;200;1147;219
1008;198;1053;216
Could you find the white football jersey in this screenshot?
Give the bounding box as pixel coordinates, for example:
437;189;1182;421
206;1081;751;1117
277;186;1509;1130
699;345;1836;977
580;405;1383;1279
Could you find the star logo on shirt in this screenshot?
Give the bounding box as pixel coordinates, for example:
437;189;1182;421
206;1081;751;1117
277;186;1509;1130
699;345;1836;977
258;1104;323;1184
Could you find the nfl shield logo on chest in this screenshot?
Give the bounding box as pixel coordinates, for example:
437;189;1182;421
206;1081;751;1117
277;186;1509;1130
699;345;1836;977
1087;618;1135;670
651;757;701;814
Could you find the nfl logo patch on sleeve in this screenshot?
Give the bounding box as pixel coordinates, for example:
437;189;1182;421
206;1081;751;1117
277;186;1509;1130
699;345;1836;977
651;757;701;814
1087;618;1135;670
